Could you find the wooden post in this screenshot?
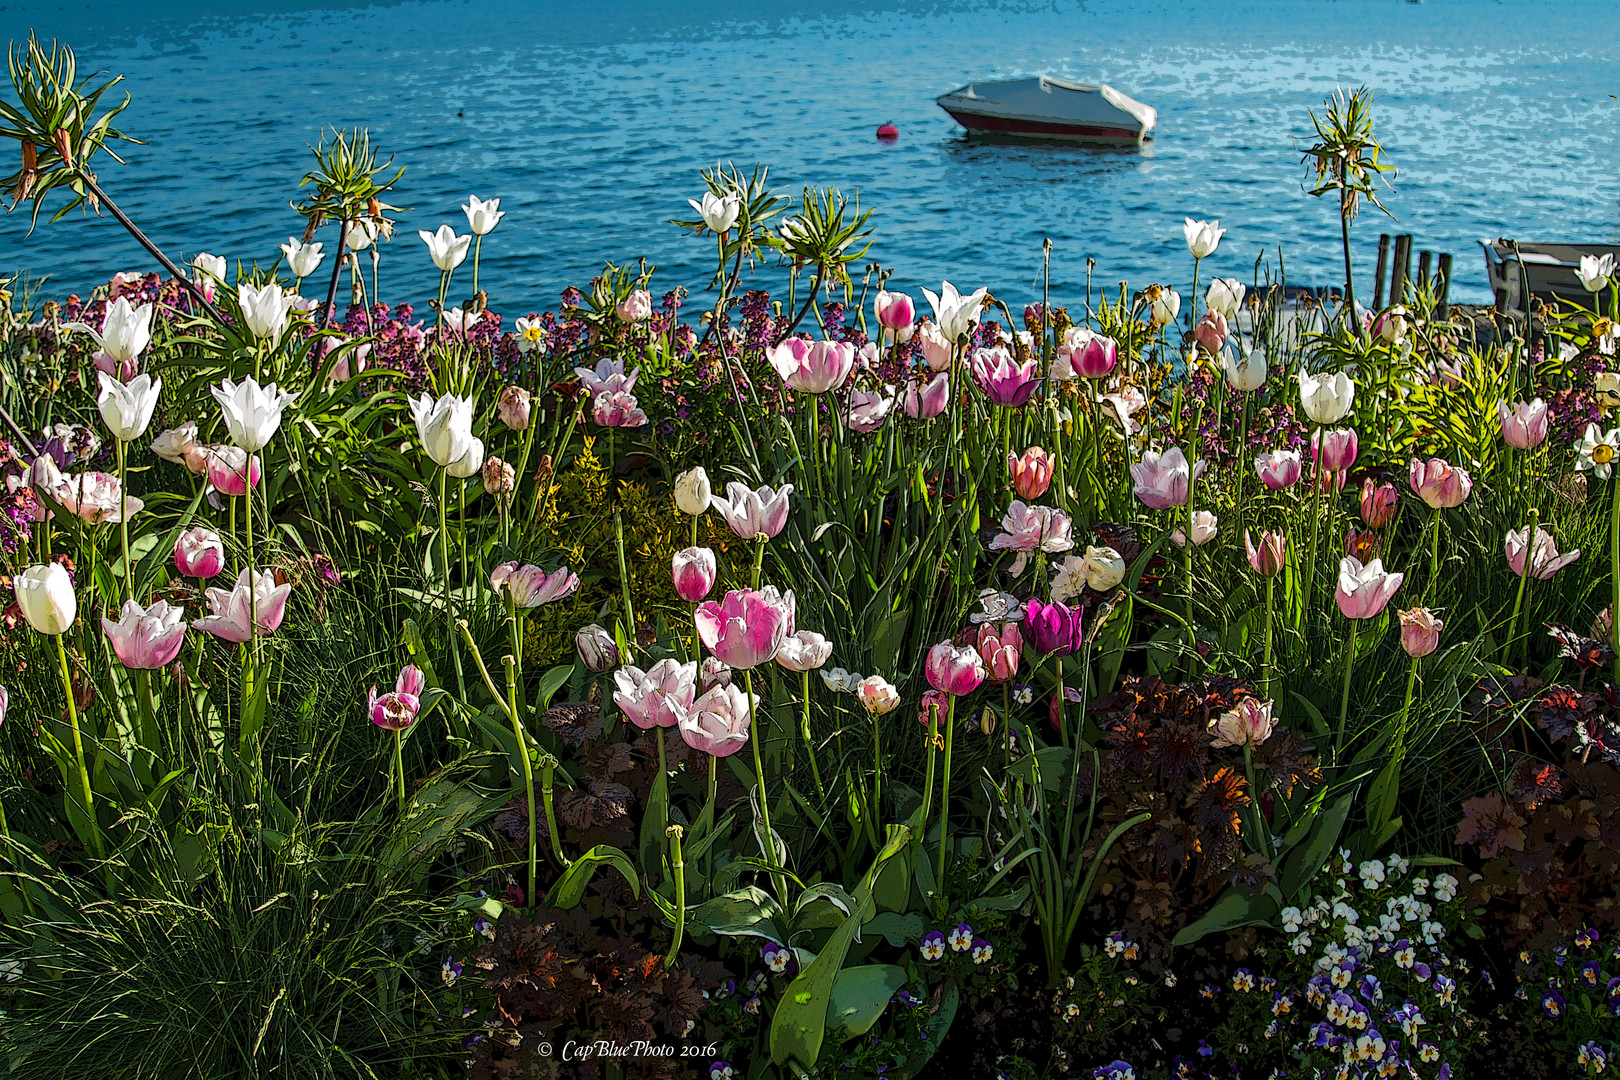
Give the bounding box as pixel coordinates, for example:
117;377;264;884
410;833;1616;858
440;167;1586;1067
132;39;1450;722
1436;253;1453;320
1373;234;1390;310
1391;234;1413;304
1417;250;1433;294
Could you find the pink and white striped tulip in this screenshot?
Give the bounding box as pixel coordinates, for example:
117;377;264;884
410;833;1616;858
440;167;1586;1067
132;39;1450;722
694;587;794;670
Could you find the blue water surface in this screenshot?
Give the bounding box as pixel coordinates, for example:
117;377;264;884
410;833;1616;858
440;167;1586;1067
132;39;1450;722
0;0;1615;312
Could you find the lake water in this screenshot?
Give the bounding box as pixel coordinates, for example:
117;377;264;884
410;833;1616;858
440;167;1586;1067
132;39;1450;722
2;0;1616;313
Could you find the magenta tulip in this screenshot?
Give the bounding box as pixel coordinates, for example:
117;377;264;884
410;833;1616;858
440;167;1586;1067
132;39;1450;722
971;346;1041;407
102;598;188;670
369;666;424;730
925;639;986;696
1408;457;1473;509
1071;334;1118;379
874;290;916;332
1254;450;1302;490
672;546;718;602
613;658;699;729
678;683;755;757
902;374;949;419
203;445;260;497
1335;556;1404;619
695;587;794;670
768;338;856;394
1314;428;1360;473
174;526;225;579
1022;597;1084;656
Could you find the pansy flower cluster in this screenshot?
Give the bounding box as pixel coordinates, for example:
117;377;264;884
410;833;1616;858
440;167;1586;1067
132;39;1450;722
1050;934;1162;1066
1511;925;1620;1076
916;920;995;967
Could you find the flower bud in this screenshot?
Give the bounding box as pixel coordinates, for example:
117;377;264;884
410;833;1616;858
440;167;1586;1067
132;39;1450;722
673;546;717;602
574;623;620;673
675;467;712;516
174;526;226;580
497;385;532;431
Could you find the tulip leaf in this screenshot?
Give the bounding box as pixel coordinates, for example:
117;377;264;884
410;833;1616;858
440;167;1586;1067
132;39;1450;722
691;886;784;942
1280;791;1355;900
548;845;640;910
825;964;907;1042
536;664;573;710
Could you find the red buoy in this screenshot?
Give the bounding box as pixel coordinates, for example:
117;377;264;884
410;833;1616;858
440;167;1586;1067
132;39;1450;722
876;122;899;141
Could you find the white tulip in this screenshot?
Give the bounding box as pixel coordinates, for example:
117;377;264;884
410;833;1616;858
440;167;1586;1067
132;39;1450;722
1183;218;1226;259
237;281;296;341
211;376;296;452
675;466;712;516
344;219;378;252
419;224;472;272
445;435;486;479
1298;368;1355;425
96;371;162;442
280;237;325;280
62;296;154;368
15;562;76;635
689;191;741;235
462;195;505;236
1224;348;1268;392
150;421;199;464
1082;545;1126;591
1578;253;1615;294
409;393;476;468
192;252;227;286
1150;288;1182;326
1206;278;1245;321
921;280;989;343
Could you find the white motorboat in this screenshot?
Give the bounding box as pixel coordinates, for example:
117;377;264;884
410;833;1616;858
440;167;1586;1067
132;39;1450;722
937;77;1157;146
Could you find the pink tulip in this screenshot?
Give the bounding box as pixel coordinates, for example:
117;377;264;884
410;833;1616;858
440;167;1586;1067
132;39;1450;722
1408;457;1473;509
615;288;652;323
874;290;915;332
1254;449;1302;490
975;622;1022;682
1499;398;1549;450
369;665;424;730
1070;334;1118;379
1313;428;1359;473
917;321;952;371
591;389;648;428
694;587;794;670
1208;697;1273;748
396;664;425;697
925;639;985;696
711;481;794;540
988;501;1074;575
1193;310;1228;354
203;445;261;497
613;658;699;729
970;347;1041;407
1505;526;1580;580
490;562;580;607
1008;446;1053;500
102;598;188;670
672;546;718;602
918;688;950;728
1245;530;1287;577
174;526;225;579
1398;607;1443;658
1360;479;1398;528
1131;446;1204;510
52;470;143;524
1335;556;1404;619
678;683;755;757
857;674;901;714
192;568;292;643
768;338;856;394
845;386;895;433
902;374;949;419
497;385;532;431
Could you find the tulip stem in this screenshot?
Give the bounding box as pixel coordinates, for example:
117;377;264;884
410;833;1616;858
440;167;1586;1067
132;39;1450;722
439;470;466;699
1611;476;1620;685
1305;424;1325;626
540;752;567;869
615;511;637;663
934;694;958;918
1335;621;1356;759
392;728;406;812
743;668;786;901
57;635;104;862
800;670;826;805
116;439;131;602
663;824;686;971
920;702;939;830
1508;508;1538;666
1262;575;1276;700
1425;507;1444;603
503;653;537;907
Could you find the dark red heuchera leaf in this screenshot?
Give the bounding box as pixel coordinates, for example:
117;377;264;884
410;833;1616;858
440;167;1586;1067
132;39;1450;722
1547;623;1616;668
1509;757;1564;810
1457;793;1527;858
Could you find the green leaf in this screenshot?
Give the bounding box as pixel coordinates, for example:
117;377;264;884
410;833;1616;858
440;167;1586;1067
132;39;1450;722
548;845;640;910
1280;791;1355;900
1172;887;1277;947
862;912;926;947
825;964;907;1042
536;663;574;709
690;886;784;942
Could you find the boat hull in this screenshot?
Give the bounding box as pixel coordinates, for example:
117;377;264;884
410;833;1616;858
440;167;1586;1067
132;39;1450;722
941;107;1147;146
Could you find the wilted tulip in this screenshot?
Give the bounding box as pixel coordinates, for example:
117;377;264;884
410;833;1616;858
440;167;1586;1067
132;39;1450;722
971;347;1041;407
150;422;199;466
820;666;860;694
1505;526;1580;579
1408;457;1473;509
613;658;699;729
410;392;476;468
102;599;188;670
462;194;505;236
1360;478;1398;527
856;675;901;715
280;237;325;280
700;656;733;691
1314;428;1359;473
679;683;754;757
174;526;225;579
497;386;532;431
1578;253;1615;294
875;290;916;334
1224;348;1267;392
213;376;295;452
711;481;793;540
1298;368;1354;425
925;640;986;696
1206;278;1246;321
1344;527;1380;563
695;587;794;670
1007;446;1053;500
574;624;619;673
1022;597;1083;656
192;568;292;642
917;320;953;370
1209;698;1273;748
368;671;422;731
1398;607;1443;658
845;386;896;433
1082;545;1127;591
1245;530;1287;577
419;223;472;272
988;501;1074;575
15;563;76;635
1498;399;1549;450
903;374;949;419
1171;510;1219;548
769;338;856;394
490;562;579;607
675;467;712;516
689;190;742;235
615;288;652;323
776;630;833;672
55;471;142;524
1131;446;1204;510
481;456;515;496
672;546;718;602
975;622;1023;682
1183;218;1226;259
96;371;161;443
922;281;988;343
1255;449;1302;490
1194;311;1228;354
1335;556;1404;620
204;446;261;496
